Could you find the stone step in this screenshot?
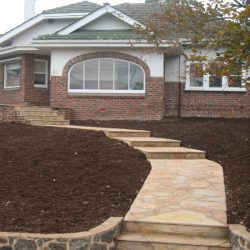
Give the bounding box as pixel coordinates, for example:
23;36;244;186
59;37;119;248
19;110;59;116
115;137;181;147
123;221;229;239
28;120;70;126
16;106;52;111
105;130;151;138
23;115;65;121
136;147;205;159
116;232;231;250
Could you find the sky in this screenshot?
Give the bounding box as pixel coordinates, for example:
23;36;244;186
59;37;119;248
0;0;145;34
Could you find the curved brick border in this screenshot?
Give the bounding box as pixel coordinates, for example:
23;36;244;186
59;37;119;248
230;224;250;250
0;217;122;250
62;51;151;78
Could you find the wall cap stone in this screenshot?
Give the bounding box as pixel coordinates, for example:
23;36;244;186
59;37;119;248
230;224;250;240
0;217;123;239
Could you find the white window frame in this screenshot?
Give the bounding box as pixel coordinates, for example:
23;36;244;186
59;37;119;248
185;61;246;92
3;60;21;89
68;58;146;94
34;59;48;88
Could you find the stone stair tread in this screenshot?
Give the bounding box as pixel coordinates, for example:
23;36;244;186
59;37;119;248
136;147;204;153
123;220;229;239
115;137;181;147
115;137;180;143
116;232;230;247
68;125;150;133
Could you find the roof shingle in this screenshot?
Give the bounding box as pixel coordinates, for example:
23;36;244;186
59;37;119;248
42;1;101;14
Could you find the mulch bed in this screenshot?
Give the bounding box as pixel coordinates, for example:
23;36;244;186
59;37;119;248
0;124;150;234
73;118;250;231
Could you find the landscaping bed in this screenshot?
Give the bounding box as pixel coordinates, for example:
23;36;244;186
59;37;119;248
73;118;250;231
0;124;150;233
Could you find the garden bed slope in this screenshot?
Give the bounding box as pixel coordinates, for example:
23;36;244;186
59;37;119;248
0;124;150;233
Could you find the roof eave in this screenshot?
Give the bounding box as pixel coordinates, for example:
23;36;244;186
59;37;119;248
31;40;171;48
0;13;87;45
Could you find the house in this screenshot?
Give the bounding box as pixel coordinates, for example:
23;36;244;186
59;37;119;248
0;0;249;121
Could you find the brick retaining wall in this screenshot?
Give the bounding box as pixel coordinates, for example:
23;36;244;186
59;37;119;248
0;105;19;123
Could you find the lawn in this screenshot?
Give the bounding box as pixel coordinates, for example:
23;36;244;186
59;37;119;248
73;118;250;231
0;124;150;233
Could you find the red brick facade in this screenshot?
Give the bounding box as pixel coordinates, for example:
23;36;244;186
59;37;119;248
0;54;50;106
50;52;165;120
165;82;250;118
1;52;249;120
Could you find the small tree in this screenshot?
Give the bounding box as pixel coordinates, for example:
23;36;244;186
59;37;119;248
137;0;250;82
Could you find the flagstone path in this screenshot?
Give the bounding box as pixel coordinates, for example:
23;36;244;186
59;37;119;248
44;124;231;249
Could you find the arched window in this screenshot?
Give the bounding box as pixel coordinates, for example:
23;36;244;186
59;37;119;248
68;58;145;93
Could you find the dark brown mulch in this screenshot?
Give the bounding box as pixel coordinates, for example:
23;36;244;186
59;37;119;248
0;124;150;233
72;118;250;231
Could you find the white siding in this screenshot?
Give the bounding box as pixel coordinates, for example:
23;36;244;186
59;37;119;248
82;14;132;30
50;48;164;77
11;19;78;46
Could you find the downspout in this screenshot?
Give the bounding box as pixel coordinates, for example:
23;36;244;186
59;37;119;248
177;46;182;118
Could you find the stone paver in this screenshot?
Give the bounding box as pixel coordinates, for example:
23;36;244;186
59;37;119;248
125;159;227;227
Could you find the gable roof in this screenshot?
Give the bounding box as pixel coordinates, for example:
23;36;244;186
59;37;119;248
44;1;165;25
42;1;101;14
57;4;146;35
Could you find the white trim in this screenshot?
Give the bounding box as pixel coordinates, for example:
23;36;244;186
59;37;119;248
185;61;247;92
68;58;146;94
0;57;21;64
0;13;86;45
34;59;48;88
43;13;87;19
31;40;171;48
4;61;21;89
68;89;145;94
0;46;39;57
58;5;146;35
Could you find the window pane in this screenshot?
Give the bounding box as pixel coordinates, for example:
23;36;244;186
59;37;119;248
228;76;242;88
99;59;113;90
34;74;46;85
209;76;222;87
129;64;144;90
85;60;98;90
35;60;46;73
190;63;203;87
114;60;128;90
6;62;20;87
70;63;83;90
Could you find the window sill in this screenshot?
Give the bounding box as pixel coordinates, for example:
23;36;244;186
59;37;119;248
67;92;146;97
34;85;48;90
184;88;247;93
3;87;20;91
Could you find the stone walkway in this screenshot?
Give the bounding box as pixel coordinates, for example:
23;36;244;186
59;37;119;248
125;159;227;226
44;124;230;249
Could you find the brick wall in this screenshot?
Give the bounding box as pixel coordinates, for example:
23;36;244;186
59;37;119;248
0;105;18;123
23;54;50;106
0;63;25;104
50;52;165;120
165;82;250;118
0;54;50;106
